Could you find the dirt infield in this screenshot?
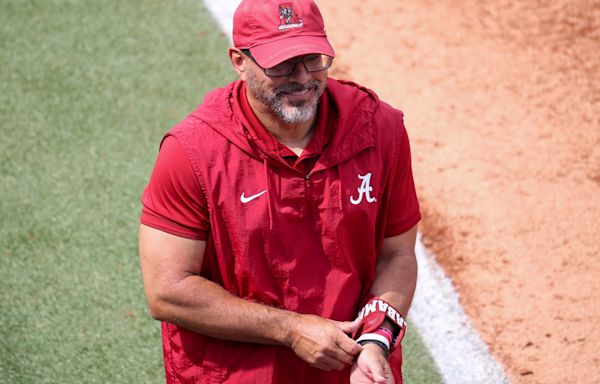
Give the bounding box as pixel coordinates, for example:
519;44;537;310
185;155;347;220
318;1;600;383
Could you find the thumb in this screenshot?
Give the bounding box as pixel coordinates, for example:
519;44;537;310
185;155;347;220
331;318;363;356
370;366;387;384
332;317;362;334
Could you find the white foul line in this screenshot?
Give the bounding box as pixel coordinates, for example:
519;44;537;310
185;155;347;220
412;234;509;383
200;1;510;382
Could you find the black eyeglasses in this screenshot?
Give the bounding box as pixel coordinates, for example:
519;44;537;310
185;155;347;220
241;49;333;77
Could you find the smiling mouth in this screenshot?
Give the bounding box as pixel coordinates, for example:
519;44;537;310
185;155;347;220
277;81;318;94
286;88;311;96
279;87;315;101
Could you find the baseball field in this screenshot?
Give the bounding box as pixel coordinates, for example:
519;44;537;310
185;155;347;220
313;2;598;383
1;1;598;383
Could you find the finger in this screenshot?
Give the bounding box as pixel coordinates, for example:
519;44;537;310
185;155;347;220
357;363;376;382
332;317;362;334
328;340;363;367
335;332;363;357
370;364;387;384
311;354;345;371
328;345;357;366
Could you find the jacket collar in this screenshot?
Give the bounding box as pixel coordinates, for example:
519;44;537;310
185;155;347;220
192;78;379;171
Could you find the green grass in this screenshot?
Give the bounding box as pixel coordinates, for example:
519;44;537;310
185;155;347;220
0;1;234;382
403;320;443;383
0;0;441;383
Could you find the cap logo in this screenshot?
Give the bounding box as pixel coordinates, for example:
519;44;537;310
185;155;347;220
278;3;303;31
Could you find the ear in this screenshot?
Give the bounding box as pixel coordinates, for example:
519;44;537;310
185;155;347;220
229;48;247;79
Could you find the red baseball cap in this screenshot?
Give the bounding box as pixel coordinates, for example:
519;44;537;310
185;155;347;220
233;0;335;69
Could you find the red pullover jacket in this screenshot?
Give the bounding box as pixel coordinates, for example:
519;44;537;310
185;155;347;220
141;78;421;383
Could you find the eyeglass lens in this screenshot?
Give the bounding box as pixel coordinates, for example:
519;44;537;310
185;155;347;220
265;55;333;77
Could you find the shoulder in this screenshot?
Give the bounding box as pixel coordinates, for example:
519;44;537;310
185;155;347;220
327;77;405;131
375;100;406;137
165;81;239;150
325;78;408;162
167;114;211;143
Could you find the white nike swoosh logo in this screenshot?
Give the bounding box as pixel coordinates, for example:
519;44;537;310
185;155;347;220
240;190;267;204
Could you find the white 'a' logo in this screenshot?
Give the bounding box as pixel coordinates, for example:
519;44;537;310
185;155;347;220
350;173;377;205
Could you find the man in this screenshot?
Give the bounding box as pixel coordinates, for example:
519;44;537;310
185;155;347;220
139;0;420;383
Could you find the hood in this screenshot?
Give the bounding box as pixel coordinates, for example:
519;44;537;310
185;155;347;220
190;78;380;170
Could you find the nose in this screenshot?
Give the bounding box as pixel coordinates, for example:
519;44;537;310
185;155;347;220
287;61;311;84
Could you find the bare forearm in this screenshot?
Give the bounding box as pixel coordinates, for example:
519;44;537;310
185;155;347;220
149;274;364;371
352;249;417;371
370;252;417;316
140;225;362;371
149;274;296;346
370;226;418;316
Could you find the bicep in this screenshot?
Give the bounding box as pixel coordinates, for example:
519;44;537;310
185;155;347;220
139;224;206;304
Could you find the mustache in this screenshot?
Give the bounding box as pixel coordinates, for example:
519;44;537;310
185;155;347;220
274;80;321;95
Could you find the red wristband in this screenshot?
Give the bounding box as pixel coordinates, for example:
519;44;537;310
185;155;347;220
352;297;407;351
374;326;394;345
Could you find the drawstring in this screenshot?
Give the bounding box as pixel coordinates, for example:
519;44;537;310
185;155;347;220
263;157;274;230
338;165;343;211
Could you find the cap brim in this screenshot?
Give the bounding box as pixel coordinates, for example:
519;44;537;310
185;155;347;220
249;35;335;69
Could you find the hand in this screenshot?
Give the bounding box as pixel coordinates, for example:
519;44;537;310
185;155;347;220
285;314;363;371
350;343;394;384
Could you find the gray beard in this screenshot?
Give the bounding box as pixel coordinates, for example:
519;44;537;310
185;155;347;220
270;97;319;124
245;71;321;124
